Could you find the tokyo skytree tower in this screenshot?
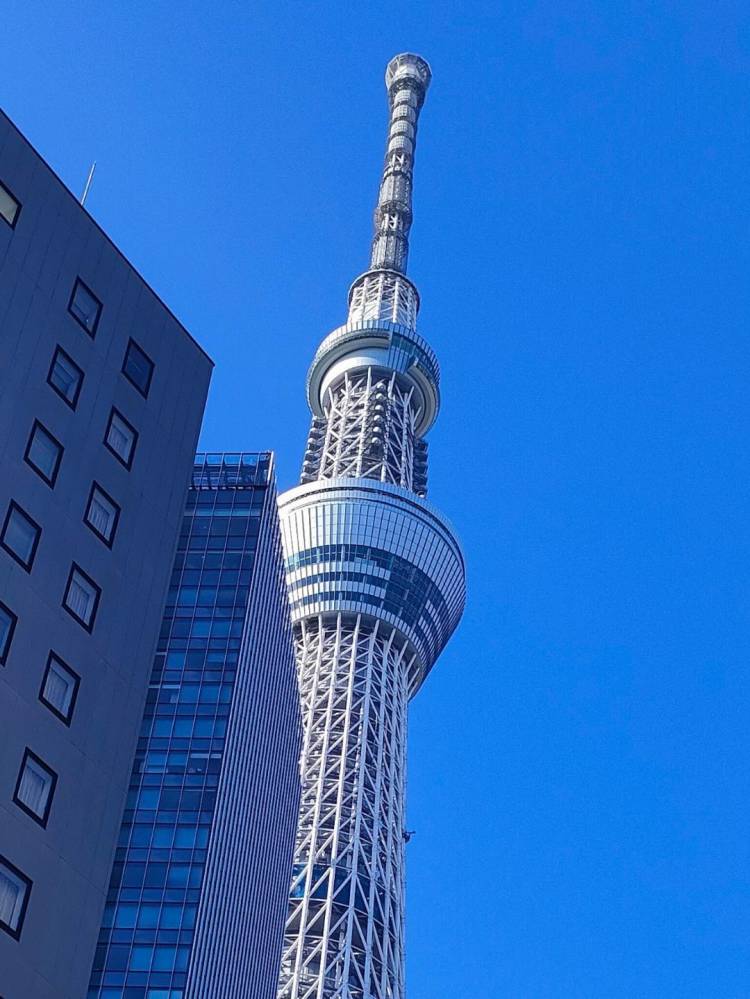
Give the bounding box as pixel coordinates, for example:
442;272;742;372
276;53;466;999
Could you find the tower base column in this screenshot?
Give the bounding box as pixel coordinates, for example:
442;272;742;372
278;613;410;999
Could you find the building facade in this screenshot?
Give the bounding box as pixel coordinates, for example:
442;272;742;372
0;111;213;999
276;54;466;999
88;452;302;999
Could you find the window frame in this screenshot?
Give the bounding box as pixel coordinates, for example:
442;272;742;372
122;338;155;398
39;651;80;726
104;407;139;470
0;854;32;940
0;501;42;572
0;600;18;666
13;749;58;829
84;482;121;548
47;345;84;409
23;419;64;487
62;563;102;633
67;277;102;338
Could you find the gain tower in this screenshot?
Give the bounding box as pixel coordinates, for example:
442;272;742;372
277;53;466;999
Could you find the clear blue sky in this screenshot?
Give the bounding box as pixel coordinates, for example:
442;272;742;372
5;2;749;995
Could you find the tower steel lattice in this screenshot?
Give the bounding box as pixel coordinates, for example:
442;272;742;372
277;53;466;999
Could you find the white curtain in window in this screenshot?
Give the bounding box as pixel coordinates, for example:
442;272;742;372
109;424;128;453
18;760;49;815
108;424;129;456
55;358;75;389
0;869;22;929
44;664;72;713
52;355;78;400
67;577;92;621
73;287;97;326
29;431;58;477
89;495;112;535
5;515;35;561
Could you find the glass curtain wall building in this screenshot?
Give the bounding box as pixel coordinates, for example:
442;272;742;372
88;453;301;999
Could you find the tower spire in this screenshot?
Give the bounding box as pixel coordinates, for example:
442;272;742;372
276;53;464;999
369;53;432;274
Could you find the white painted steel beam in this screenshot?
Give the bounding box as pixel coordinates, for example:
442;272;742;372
277;53;465;999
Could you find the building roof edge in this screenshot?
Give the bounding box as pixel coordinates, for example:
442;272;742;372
0;107;214;368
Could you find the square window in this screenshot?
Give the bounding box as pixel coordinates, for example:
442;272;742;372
104;408;138;469
122;339;155;398
63;564;101;631
130;946;153;971
13;749;57;827
47;347;83;409
24;421;63;487
0;855;31;939
114;903;138;928
84;483;120;546
39;652;80;725
0;601;17;666
1;502;41;571
0;180;21;229
68;278;102;336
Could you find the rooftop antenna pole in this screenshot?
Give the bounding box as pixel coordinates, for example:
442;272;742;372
80;161;96;207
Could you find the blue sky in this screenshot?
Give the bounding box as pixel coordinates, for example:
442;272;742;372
5;2;750;995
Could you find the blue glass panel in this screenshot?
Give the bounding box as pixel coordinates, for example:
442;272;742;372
90;461;268;995
130;947;152;971
114;904;138;929
137;905;159;929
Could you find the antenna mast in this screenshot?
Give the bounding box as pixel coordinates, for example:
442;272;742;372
80;162;96;207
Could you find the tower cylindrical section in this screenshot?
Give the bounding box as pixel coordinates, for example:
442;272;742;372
277;52;464;999
369;53;431;274
279;479;464;692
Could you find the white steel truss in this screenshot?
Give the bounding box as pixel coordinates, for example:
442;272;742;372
347;271;419;328
277;615;411;999
277;53;464;999
301;370;420;492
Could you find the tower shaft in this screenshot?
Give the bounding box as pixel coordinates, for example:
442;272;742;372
369;53;430;274
278;616;410;998
277;54;465;999
301;369;426;495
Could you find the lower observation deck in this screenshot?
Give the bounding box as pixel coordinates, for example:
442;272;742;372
278;477;465;695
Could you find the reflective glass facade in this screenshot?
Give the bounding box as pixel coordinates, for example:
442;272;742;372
88;453;301;999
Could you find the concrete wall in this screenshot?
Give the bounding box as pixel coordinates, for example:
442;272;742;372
0;110;213;999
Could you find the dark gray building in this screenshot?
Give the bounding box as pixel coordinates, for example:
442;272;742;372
87;452;302;999
0;110;213;998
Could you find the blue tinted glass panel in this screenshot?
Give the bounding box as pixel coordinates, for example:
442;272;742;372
89;454;269;995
